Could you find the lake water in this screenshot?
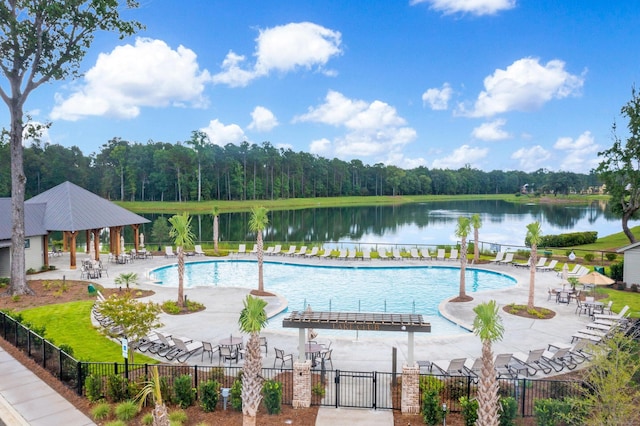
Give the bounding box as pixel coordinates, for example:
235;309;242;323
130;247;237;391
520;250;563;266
140;199;634;249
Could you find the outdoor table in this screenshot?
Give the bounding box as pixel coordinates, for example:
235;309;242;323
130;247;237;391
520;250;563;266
305;343;324;367
219;336;243;349
584;301;604;318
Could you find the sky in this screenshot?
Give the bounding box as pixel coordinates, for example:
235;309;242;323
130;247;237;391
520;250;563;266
7;0;640;173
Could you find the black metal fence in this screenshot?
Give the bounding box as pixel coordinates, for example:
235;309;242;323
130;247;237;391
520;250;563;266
0;311;581;416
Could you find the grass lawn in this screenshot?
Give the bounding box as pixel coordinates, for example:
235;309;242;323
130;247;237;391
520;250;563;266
20;300;157;364
597;287;640;318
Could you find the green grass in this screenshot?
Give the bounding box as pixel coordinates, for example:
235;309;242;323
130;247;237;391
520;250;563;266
598;287;640;318
19;301;157;363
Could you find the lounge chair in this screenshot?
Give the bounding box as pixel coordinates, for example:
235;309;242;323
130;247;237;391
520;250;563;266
392;249;403;260
237;244;246;255
377;248;389;260
494;353;518;378
271;245;282;255
170;337;203;362
283;245;296;256
431;358;469;376
547;340;594;363
362;248;371;261
464;358;482;378
541;347;578;372
447;249;458;261
347;249;357;260
194;244;205;256
420;248;432;260
567;265;588;278
305;247;319;258
409;248;421;259
319;248;333;259
336;249;348;260
488;251;505;264
498;253;514;265
165;246;177;258
436;249;446;261
534;257;547;268
249;244;258;254
264;246;275;255
294;246;307;256
593;305;629;322
559;264;581;277
512;349;552;376
536;259;558;272
513;257;531;268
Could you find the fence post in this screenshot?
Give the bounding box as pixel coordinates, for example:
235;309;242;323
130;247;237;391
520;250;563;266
391;347;397;387
114;361;118;375
194;365;198;400
76;362;84;395
42;338;46;369
27;330;31;357
520;378;527;417
335;370;340;408
124;358;129;380
58;348;63;379
373;371;377;410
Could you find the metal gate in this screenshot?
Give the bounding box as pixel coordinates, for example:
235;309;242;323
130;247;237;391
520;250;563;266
321;370;394;409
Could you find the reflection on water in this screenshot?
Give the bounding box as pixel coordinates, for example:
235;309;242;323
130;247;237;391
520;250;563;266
138;199;634;247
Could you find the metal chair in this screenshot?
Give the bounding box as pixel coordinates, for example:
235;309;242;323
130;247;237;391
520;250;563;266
219;346;238;365
274;347;293;369
259;336;268;354
201;341;219;363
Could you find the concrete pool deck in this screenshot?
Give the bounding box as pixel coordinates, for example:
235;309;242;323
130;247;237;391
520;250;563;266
36;252;594;374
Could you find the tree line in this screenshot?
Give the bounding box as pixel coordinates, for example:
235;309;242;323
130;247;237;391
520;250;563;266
0;131;599;201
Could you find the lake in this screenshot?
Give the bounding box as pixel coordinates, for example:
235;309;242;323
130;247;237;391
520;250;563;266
139;199;635;249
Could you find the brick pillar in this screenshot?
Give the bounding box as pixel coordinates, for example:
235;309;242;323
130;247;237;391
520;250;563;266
292;360;312;408
401;364;420;414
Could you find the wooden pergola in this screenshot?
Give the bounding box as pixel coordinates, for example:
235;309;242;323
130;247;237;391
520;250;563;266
282;311;431;364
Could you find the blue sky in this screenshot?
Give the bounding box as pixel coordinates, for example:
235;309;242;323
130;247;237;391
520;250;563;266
11;0;640;173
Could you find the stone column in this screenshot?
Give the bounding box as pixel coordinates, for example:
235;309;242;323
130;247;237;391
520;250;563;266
292;360;312;408
401;364;420;414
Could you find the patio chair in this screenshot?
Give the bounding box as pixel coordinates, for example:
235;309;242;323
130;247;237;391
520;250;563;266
431;358;469;377
294;246;307;256
575;298;589;316
377;248;389;260
316;348;333;369
534;257;547;268
201;341;220;362
556;291;570;304
420;248;432;260
259;336;268;354
219;346;239;365
283;245;296;256
305;247;319;258
274;347;293;369
593;305;629;321
165;246;177;258
447;249;458;261
512;257;530;268
498;253;514;265
512;348;552;376
488;251;505;264
536;259;558;272
194;245;205;256
436;249;446;261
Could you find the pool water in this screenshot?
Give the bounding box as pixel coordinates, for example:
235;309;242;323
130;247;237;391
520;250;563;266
149;260;516;337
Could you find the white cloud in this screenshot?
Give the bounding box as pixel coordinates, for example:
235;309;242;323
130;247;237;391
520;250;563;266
248;106;279;132
309;138;332;155
213;22;342;87
295;90;417;165
471;118;510;140
411;0;516;16
51;38;211;120
422;83;453;110
510;145;551;172
431;145;489;169
462;57;584;117
200;119;246;146
553;131;600;172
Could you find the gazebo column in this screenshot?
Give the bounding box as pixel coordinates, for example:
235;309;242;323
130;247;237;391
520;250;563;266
109;227;115;255
63;231;69;251
85;230;91;254
69;231;78;269
92;229;101;261
298;328;306;362
407;331;415;365
132;224;140;252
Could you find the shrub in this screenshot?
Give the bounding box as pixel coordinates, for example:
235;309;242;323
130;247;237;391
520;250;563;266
610;261;624;281
160;376;171;404
114;400;138;421
311;382;326;397
459;396;478;426
230;379;243;411
91;402;111;420
533;398;568;426
529;231;598;247
421;389;444;426
26;267;36;274
208;366;225;382
142;412;154;425
499;396;518;426
419;375;444;393
104;421;126;426
173;374;196;409
169;409;188;424
85;374;103;402
106;374;128;403
161;300;181;314
0;277;9;287
583;253;595;262
199;379;220;412
262;379;283;415
631;284;639;293
605;252;617;262
59;343;74;356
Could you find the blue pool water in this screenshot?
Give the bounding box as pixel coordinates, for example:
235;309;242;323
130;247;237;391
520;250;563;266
149;260;516;337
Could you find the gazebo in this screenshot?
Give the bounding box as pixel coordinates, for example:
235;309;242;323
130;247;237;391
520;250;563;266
26;181;150;269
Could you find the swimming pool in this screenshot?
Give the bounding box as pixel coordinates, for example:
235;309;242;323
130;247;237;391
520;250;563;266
149;260;517;337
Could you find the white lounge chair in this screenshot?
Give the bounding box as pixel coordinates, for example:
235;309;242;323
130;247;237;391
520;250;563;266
294;246;307;256
377;248;389;260
165;246;176;258
488;251;505;263
249;244;258;254
431;358;469;376
283;245;296;256
534;257;548;268
409;248;421;259
305;247;319;258
392;249;403;260
237;244;246;255
319;248;333;259
362;248;371;261
270;245;282;255
498;253;514;265
420;248;432;260
347;249;357;260
537;259;558;272
447;249;458;261
436;249;445;261
512;348;552;376
336;249;348;260
264;246;274;255
194;244;205;256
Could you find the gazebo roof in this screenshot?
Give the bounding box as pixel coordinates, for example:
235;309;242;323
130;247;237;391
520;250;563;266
0;198;47;241
282;310;431;333
26;181;149;232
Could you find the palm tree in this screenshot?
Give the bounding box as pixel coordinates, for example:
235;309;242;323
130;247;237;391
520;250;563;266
212;206;220;254
249;206;269;292
471;213;482;263
455;216;471;299
168;212;195;307
114;272;138;292
473;300;505;426
526;221;542;309
238;295;268;426
136;365;169;426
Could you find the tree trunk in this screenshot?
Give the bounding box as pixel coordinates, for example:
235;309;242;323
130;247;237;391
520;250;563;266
177;248;185;307
474;228;480;262
477;341;499;426
213;216;219;254
242;333;262;426
257;232;264;292
622;212;637;244
459;238;467;298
